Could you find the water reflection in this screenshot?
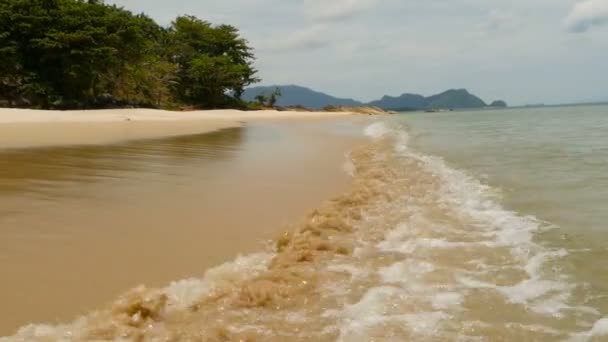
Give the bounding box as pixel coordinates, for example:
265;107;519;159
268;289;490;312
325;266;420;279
0;119;367;336
0;127;245;198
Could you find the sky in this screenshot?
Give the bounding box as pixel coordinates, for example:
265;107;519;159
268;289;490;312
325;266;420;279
107;0;608;106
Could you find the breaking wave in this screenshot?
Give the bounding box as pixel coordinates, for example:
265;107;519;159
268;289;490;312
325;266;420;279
3;120;606;341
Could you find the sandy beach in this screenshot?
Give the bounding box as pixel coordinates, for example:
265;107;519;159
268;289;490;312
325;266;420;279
0;108;371;335
3;0;607;338
0;108;356;149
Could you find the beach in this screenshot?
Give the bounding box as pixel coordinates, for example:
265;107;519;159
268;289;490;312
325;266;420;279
2;106;608;341
3;0;607;338
0;108;371;335
0;108;356;149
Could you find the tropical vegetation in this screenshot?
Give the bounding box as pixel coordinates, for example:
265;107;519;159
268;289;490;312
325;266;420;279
0;0;259;109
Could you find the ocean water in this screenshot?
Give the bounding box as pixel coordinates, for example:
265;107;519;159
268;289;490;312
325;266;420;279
397;105;608;340
403;105;608;321
4;106;608;341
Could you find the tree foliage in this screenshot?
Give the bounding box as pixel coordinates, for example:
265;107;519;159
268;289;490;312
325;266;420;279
253;87;282;108
167;16;258;108
0;0;258;109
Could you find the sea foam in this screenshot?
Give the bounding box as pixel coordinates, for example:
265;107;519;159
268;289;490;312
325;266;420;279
327;120;602;340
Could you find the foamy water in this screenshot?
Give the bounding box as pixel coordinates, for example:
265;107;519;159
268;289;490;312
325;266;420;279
4;109;608;341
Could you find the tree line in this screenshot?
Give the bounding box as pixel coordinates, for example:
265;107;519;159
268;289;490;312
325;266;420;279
0;0;259;109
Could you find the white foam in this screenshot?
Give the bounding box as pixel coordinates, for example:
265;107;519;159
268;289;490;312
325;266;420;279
456;248;576;315
401;311;450;336
166;252;273;311
392;129;581;312
379;260;435;284
3;318;88;342
284;311;308;324
380;236;493;255
568;318;608;342
342;152;356;177
524;249;568;275
431;292;464;310
353;120;596;337
363;121;391;139
4;252;274;341
394;131;410;153
334;286;401;341
327;263;370;280
500;279;572;308
458;269;577;316
587;318;608;336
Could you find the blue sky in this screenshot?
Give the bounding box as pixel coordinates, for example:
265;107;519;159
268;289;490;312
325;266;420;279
108;0;608;105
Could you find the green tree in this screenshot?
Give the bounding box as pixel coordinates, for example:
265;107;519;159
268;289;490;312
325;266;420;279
254;94;267;106
268;87;282;107
0;25;21;105
168;16;259;108
0;1;259;109
252;87;281;108
0;0;166;108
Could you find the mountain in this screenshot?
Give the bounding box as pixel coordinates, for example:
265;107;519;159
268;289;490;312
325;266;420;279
424;89;487;110
368;94;427;110
242;85;362;109
242;85;504;110
367;89;488;110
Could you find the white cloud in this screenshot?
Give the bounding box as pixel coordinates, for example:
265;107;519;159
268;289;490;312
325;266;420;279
565;0;608;32
258;25;331;51
106;0;608;105
304;0;378;22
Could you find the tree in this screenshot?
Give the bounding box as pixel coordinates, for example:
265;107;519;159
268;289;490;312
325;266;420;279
254;94;267;106
0;1;259;109
0;0;167;108
168;16;259;108
268;87;282;107
252;87;281;108
0;29;20;105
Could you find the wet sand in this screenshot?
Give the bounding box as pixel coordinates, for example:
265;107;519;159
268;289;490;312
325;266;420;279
0;116;370;335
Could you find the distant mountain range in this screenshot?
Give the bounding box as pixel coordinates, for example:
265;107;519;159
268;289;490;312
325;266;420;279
243;85;362;109
242;85;507;110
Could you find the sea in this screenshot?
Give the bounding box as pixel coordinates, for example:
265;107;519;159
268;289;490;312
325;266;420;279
3;104;608;341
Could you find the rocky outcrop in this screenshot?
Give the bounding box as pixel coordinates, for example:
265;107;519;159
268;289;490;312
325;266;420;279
490;100;508;108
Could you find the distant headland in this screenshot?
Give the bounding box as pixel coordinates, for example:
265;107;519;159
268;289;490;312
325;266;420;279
243;85;508;111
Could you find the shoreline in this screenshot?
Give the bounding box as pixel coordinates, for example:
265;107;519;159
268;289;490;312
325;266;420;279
0;108;360;149
0;115;372;335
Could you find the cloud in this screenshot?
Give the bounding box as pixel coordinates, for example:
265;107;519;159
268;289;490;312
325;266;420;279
106;0;608;106
304;0;378;22
476;10;518;35
258;25;331;51
565;0;608;33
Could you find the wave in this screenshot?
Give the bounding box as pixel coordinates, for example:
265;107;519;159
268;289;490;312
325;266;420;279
3;120;607;341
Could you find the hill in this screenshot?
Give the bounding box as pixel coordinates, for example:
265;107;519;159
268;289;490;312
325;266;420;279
368;94;427;111
424;89;487;109
489;100;508;108
243;85;504;110
242;85;362;109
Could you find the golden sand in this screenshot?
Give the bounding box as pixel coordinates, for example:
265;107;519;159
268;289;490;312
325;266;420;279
0;108;356;149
